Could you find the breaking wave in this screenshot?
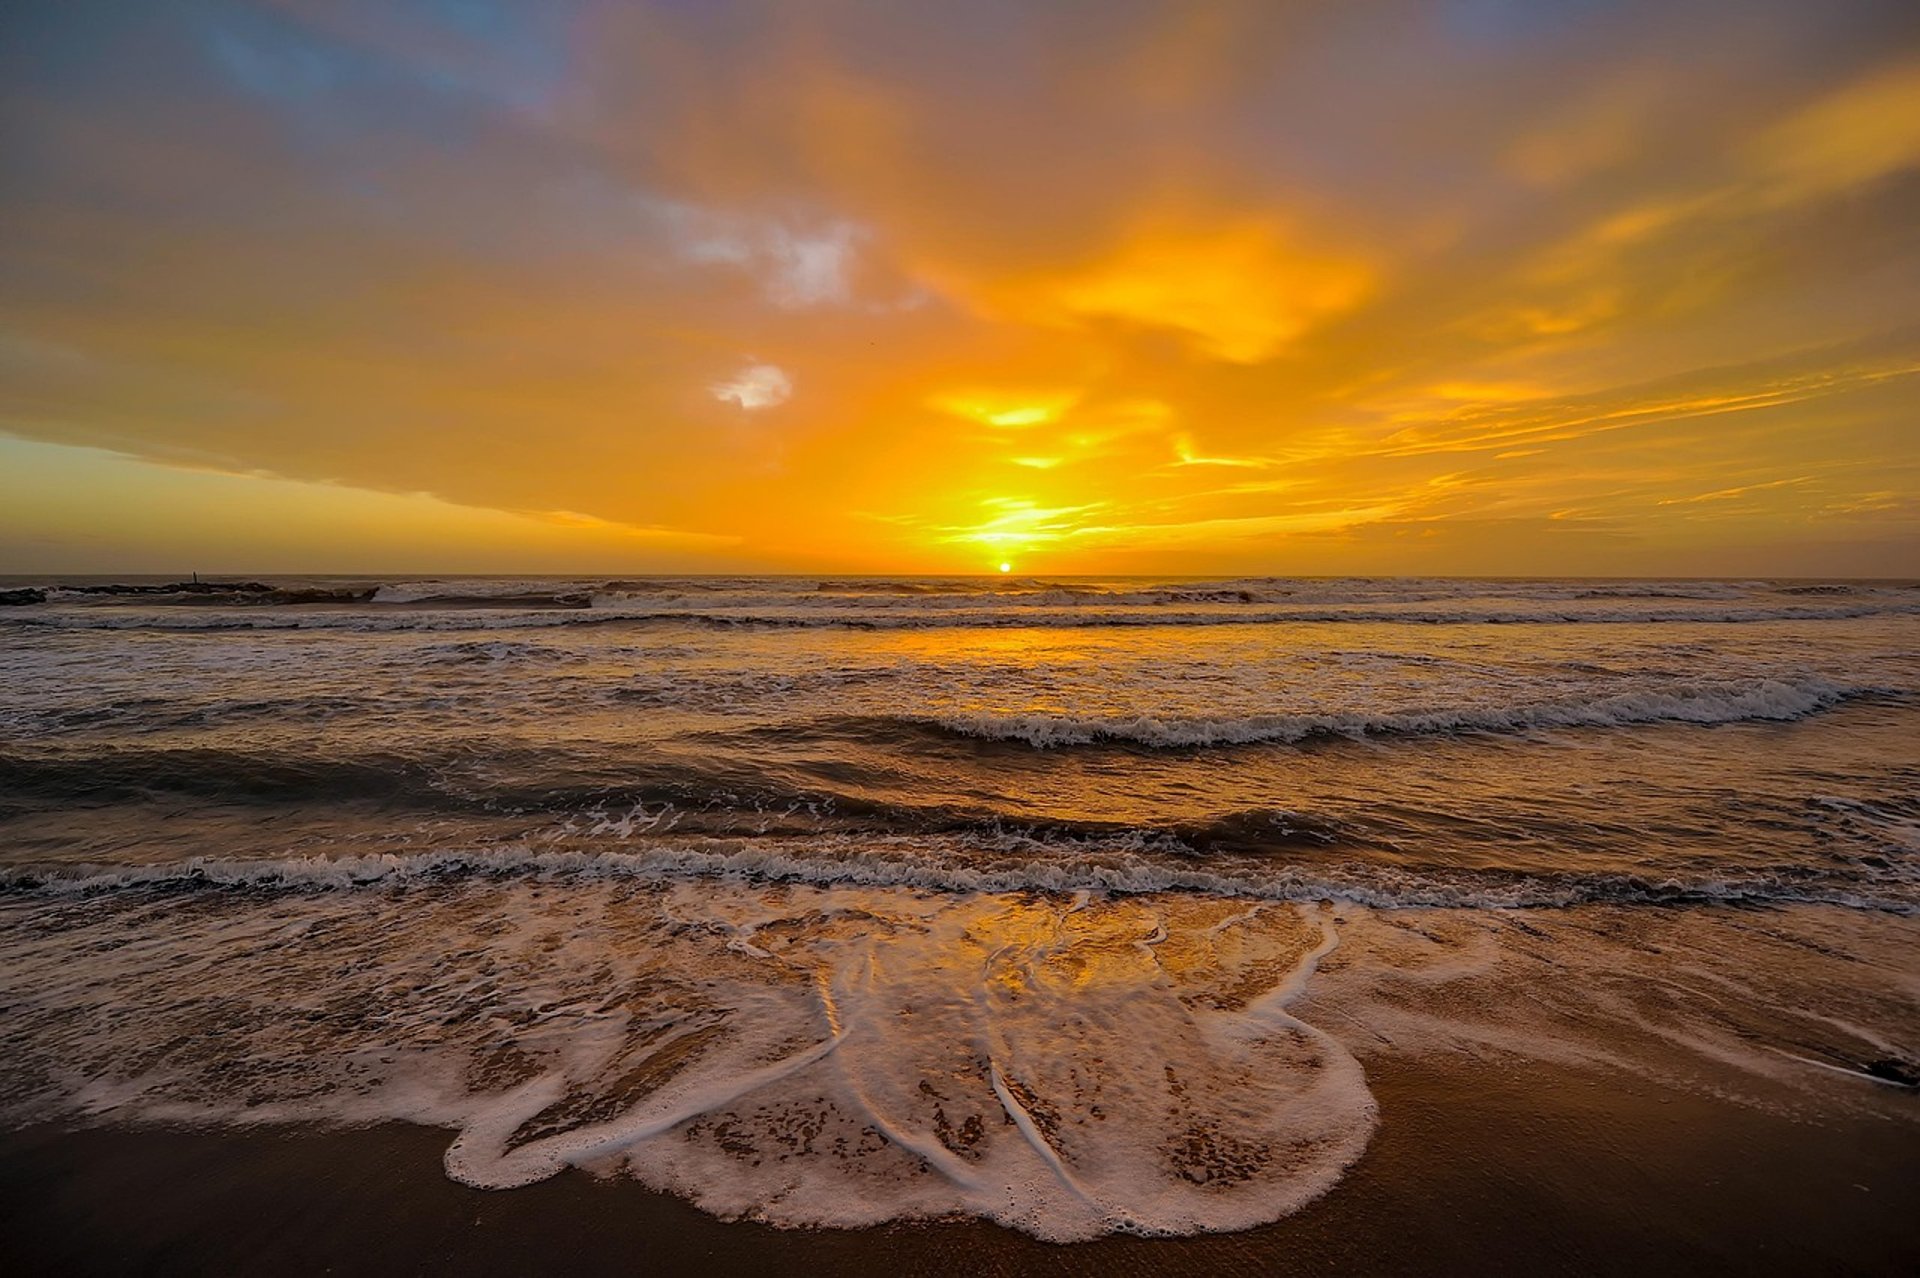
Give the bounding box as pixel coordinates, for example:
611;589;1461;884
864;677;1886;748
11;575;1915;635
3;841;1913;913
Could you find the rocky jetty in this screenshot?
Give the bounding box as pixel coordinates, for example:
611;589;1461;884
19;582;378;606
65;581;277;595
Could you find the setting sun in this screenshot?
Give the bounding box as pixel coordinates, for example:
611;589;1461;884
0;1;1914;578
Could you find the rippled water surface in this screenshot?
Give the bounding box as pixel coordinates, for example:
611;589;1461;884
2;575;1916;1238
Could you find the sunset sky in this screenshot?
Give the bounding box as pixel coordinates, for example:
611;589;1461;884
2;0;1917;576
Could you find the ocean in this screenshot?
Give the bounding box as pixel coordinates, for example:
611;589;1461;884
2;575;1916;1244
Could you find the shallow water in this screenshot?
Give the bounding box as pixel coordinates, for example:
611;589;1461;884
1;575;1916;1238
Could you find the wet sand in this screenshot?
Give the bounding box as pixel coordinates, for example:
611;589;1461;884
6;1055;1914;1277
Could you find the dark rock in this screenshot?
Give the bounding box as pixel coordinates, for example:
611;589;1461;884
1863;1057;1919;1087
174;580;275;594
64;581;277;597
0;587;47;606
267;588;378;605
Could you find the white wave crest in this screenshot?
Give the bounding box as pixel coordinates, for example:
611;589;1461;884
918;676;1882;747
7;600;1917;634
6;838;1911;913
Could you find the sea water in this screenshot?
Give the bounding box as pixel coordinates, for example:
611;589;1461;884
1;575;1915;1239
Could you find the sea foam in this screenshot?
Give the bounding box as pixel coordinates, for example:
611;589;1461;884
913;676;1878;747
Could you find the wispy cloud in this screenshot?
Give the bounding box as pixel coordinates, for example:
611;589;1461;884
711;363;793;410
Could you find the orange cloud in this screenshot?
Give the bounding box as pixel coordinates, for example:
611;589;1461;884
1026;219;1373;363
0;2;1915;576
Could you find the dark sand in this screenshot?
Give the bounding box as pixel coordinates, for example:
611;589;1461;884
4;1056;1914;1277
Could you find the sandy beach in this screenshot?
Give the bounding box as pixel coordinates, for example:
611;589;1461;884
6;1052;1914;1277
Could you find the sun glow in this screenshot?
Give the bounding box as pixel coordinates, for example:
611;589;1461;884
1;3;1914;577
928;389;1081;429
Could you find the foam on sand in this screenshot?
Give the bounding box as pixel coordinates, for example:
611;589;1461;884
3;882;1913;1239
0;884;1378;1241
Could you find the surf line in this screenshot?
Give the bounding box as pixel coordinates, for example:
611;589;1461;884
967;927;1139;1231
817;952;988;1190
443;1017;850;1190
